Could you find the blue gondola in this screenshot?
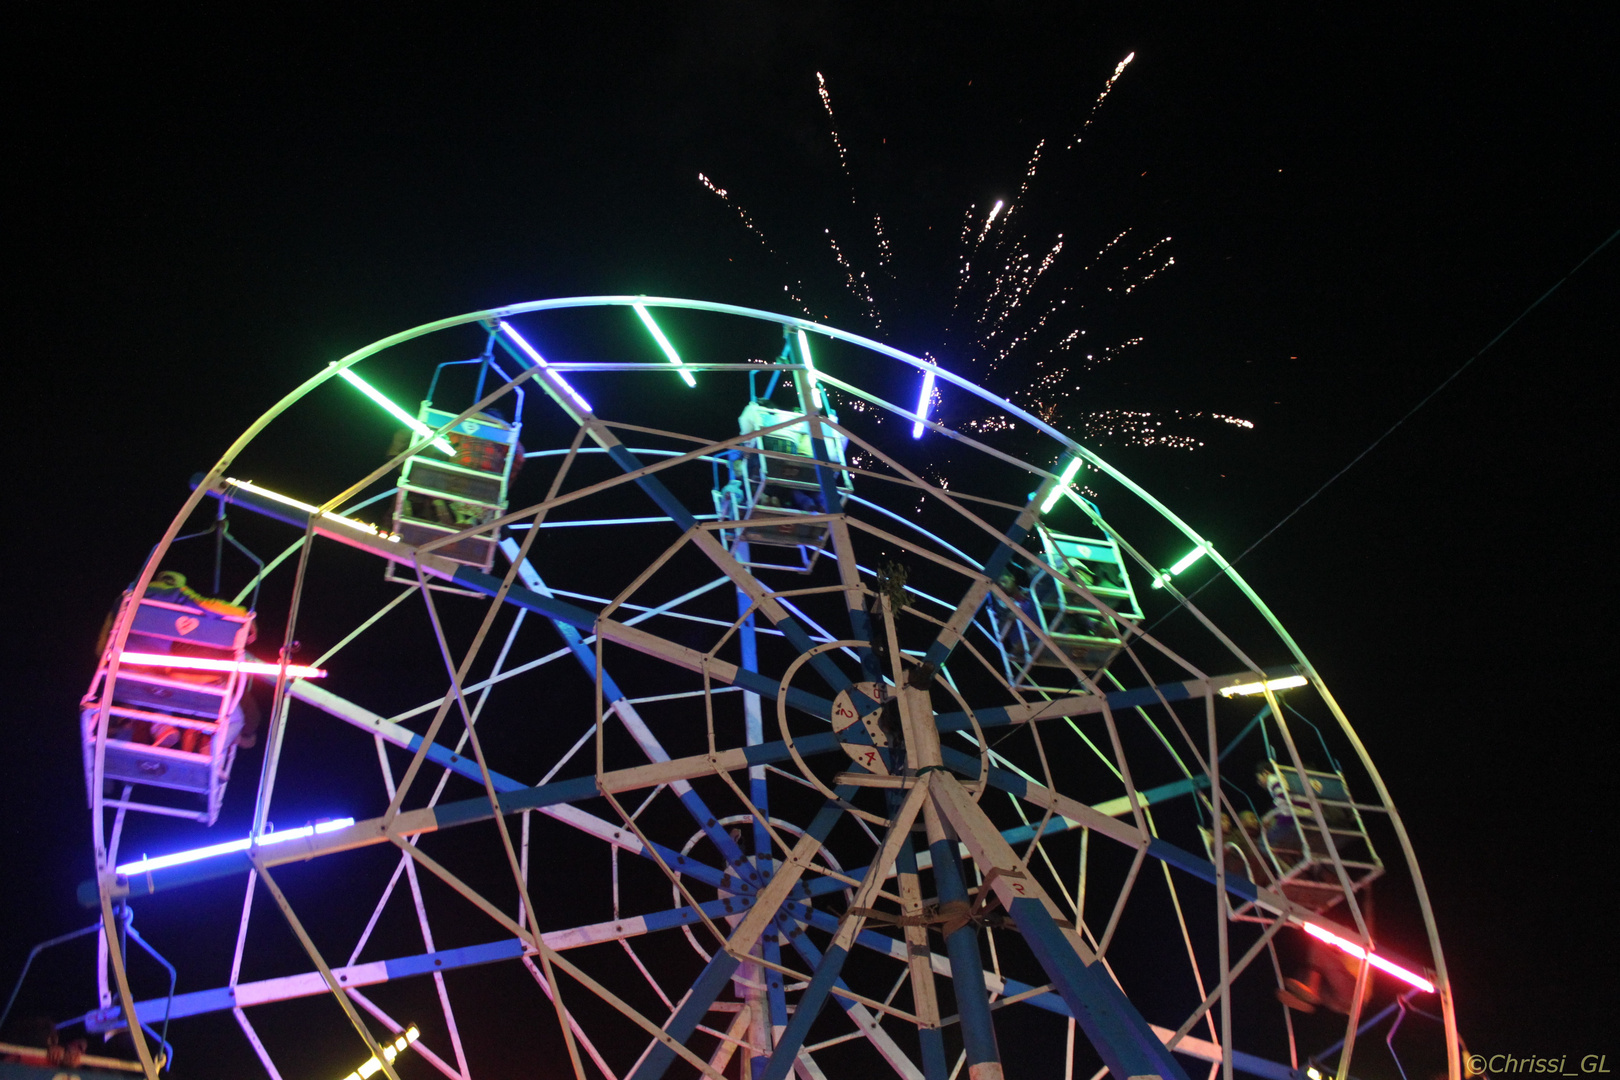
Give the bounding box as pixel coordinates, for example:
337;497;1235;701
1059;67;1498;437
715;392;852;574
385;357;524;588
1255;760;1384;913
989;523;1143;690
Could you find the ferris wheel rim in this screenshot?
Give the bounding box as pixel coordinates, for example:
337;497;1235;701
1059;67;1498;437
80;295;1458;1079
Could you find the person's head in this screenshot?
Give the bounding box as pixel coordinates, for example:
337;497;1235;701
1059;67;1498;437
3;1014;56;1049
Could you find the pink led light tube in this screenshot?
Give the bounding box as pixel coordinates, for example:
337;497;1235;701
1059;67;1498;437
1301;921;1435;993
119;651;328;679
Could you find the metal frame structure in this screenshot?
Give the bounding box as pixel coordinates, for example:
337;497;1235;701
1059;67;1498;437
73;297;1461;1080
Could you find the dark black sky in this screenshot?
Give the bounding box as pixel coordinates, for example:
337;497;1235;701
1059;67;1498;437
5;4;1616;1075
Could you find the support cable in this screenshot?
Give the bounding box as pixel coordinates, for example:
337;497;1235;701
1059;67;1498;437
1153;227;1617;627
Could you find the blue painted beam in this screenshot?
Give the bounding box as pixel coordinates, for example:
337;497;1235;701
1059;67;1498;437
930;833;1002;1075
932;665;1301;736
995;775;1211;848
918;503;1040;674
893;804;949;1080
493;322;857;702
550;344;869;715
197;472;841;720
509;559;750;873
85;888;761;1034
627;785;861;1080
197;475;598;632
761;942;853;1080
761;932;789;1051
1014;896;1191;1080
84;724;872;905
94;730;1218;910
625;947;743;1080
936;744;1265;906
789;892;1300;1080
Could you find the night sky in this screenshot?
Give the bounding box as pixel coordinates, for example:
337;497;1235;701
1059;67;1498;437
6;6;1616;1077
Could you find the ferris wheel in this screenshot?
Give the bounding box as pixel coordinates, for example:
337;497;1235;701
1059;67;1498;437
66;298;1462;1080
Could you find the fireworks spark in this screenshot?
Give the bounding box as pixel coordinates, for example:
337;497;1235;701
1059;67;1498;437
816;72;893;283
826;229;881;330
816;72;855;191
698;54;1251;452
698;172;823;320
1070;52;1136;149
978;199;1007;244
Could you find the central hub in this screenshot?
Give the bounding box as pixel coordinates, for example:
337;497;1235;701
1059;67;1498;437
831;680;891;775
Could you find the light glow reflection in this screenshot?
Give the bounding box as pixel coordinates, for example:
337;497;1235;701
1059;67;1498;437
1218;674;1309;698
1301;921;1436;993
632;303;697;387
119;652;327;680
496;321;593;414
1151;544;1210;588
795;328;830;412
911;366;937;438
340;1025;421;1080
337;369;456;454
1040;458;1083;514
223;478;398;542
115;818;357;876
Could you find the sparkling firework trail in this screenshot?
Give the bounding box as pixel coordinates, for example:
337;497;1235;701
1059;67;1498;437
1000;137;1045;232
698;172;772;250
1074;409;1248;449
817;72;893;271
816;72;855;188
1070;51;1135;149
978;199;1007;245
825;228;881;330
698;171;822;320
698;54;1248;450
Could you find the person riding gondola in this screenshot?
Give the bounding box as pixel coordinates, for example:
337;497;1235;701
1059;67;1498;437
93;572;261;753
1277;933;1375;1015
1198;801;1266;882
388;407;525;579
82;569;261;823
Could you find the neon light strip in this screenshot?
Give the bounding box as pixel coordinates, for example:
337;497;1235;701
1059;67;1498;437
796;328;830;412
632;304;697;387
1217;674;1309;697
496;320;593;413
337;369;455;454
1168;544;1208;576
911;366;936;439
119;651;327;680
1301;921;1436;993
223;478;399;543
341;1026;421;1080
796;329;816;371
115;819;356;876
1151;544;1209;589
1040;458;1083;514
